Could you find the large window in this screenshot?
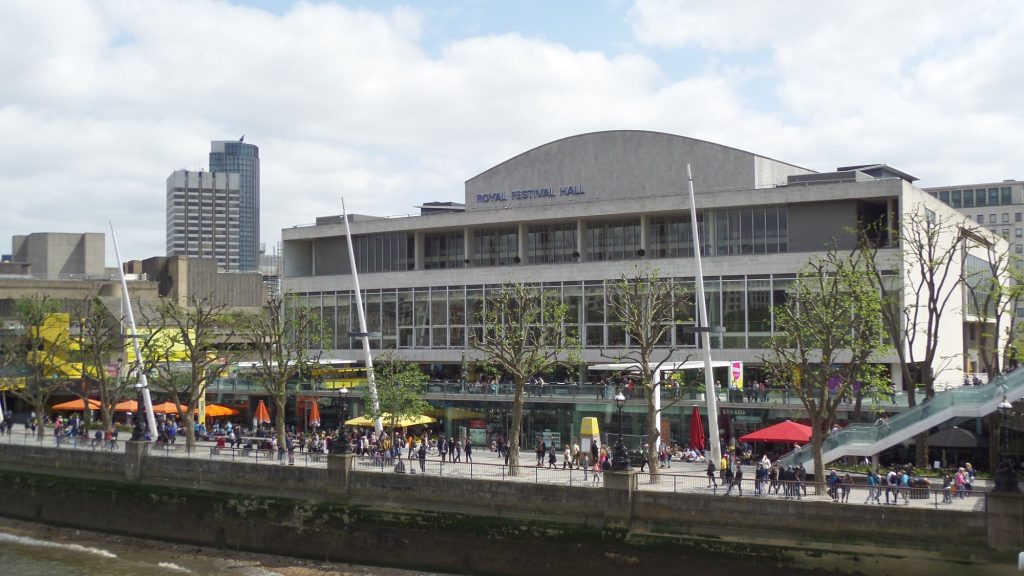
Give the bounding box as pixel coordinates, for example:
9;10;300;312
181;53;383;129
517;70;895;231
586;219;641;261
424;231;465;270
352;233;413;273
705;206;788;256
472;228;518;266
527;223;577;264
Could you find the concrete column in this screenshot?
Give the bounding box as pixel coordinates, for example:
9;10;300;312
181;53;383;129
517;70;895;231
576;219;585;262
518;223;527;264
124;441;148;481
602;469;636;521
414;231;425;271
987;491;1024;550
639;214;648;257
328;453;356;494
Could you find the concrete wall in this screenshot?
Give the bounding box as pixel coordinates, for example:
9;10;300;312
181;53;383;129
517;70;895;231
0;442;1006;576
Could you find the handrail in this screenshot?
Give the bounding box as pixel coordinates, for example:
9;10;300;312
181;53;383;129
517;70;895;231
777;369;1024;469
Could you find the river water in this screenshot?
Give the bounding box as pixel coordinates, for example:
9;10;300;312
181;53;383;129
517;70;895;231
0;517;447;576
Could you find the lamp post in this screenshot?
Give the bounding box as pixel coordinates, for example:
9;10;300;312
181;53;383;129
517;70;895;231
331;387;351;455
611;390;630;470
994;396;1018;492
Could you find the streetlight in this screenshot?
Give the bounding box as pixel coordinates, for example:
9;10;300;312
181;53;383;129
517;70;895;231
994;396;1018;492
331;387;351;455
611;390;630;470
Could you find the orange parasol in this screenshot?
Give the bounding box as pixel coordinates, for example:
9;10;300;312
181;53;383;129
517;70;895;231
151;401;188;415
52;398;101;411
202;404;240;417
114;400;139;412
254;399;271;424
308;401;321;428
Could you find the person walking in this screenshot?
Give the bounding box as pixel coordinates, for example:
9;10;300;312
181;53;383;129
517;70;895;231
417;441;427;474
725;463;743;496
464;438;473;463
707;459;718;489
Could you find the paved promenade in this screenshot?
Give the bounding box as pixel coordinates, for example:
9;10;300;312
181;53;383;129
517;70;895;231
0;427;990;512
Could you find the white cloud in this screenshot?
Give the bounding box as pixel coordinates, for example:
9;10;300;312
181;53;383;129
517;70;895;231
4;0;1024;266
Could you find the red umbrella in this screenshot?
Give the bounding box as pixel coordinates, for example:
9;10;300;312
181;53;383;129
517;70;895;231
308;401;321;428
739;420;812;444
688;405;706;450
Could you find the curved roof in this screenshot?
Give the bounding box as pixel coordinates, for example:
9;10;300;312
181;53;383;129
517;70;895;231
465;130;814;210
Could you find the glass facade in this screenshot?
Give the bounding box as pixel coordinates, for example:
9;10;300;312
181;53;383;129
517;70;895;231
424;231;465;270
586;218;642;261
299;275;804;351
527;223;577;264
352;233;414;273
209;141;260;271
472;228;518;266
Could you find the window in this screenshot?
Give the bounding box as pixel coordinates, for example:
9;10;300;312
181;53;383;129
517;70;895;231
585;219;641;261
1004;213;1011;223
1016;213;1021;222
939;190;950;203
964;190;974;207
990;188;1001;206
977;215;985;224
527;223;577;264
424;231;465;270
951;190;962;208
472;228;518;266
1003;229;1010;239
1016;229;1022;238
977;189;988;206
1003;187;1013;205
991;214;997;224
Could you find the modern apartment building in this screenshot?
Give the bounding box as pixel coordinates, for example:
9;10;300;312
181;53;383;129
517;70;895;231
166;170;241;271
209;140;260;271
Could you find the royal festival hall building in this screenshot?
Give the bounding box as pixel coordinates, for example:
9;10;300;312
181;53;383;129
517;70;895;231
276;130;1003;449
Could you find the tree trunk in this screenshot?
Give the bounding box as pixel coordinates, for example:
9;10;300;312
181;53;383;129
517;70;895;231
810;419;824;496
183;410;196;451
274;394;287;454
34;400;46;440
645;388;660;482
507;376;524;474
913;431;929;469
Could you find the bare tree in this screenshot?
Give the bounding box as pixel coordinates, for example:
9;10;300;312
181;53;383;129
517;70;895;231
235;294;325;452
860;209;965;467
70;296;131;434
7;296;71;438
140;295;236;449
764;245;889;486
605;267;690;477
962;230;1024;379
471;282;578;472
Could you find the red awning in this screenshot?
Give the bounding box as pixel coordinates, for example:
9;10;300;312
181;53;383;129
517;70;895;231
739;420;812;444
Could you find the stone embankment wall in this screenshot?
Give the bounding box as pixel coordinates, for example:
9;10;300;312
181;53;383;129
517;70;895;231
0;443;1013;576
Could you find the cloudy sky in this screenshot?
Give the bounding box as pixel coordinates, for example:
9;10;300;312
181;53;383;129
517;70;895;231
3;0;1023;265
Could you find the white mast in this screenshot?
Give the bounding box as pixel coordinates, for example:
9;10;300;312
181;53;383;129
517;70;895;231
686;165;722;464
109;222;158;439
340;199;383;435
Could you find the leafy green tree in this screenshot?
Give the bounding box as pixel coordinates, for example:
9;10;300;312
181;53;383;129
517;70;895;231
369;350;431;442
471;282;579;472
235;293;325;452
605;267;690;477
764;245;889;485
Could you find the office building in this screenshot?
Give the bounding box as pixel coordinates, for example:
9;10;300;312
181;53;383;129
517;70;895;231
10;232;106;279
209;139;260;271
166;170;241;271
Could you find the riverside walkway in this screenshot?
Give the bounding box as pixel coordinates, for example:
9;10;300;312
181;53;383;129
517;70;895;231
0;427;990;512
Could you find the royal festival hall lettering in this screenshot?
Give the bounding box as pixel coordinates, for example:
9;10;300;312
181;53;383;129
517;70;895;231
476;185;585;204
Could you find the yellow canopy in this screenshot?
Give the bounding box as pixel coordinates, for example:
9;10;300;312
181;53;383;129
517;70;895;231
345;413;436;427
